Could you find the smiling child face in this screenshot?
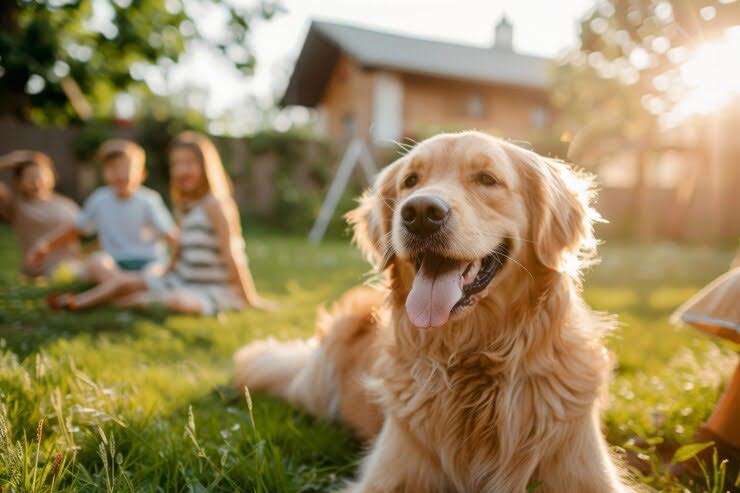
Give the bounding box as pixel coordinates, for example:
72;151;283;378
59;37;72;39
169;146;206;197
103;154;146;199
16;162;55;200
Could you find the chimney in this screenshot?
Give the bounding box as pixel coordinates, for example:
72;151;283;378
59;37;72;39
494;15;513;51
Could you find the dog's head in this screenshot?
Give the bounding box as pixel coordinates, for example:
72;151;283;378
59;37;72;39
348;131;597;329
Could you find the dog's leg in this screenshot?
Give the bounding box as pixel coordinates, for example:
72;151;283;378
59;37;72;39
535;412;631;493
233;337;340;419
343;418;447;493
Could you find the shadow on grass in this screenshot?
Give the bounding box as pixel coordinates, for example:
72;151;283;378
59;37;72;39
0;273;172;359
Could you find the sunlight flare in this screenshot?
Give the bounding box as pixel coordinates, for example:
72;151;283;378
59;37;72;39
672;27;740;121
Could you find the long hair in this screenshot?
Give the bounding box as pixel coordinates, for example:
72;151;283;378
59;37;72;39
168;131;234;213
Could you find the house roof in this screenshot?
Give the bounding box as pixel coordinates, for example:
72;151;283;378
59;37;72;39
280;20;551;107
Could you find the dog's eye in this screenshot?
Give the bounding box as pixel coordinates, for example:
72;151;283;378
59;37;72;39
476;172;500;187
403;173;419;189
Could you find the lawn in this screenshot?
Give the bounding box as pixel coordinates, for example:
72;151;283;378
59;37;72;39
0;224;737;492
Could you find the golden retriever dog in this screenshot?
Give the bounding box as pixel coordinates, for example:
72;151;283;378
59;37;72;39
234;131;631;492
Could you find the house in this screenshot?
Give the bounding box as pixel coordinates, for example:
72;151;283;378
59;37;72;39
280;17;553;147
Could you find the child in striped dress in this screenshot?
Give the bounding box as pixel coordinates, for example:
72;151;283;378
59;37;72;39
48;132;269;315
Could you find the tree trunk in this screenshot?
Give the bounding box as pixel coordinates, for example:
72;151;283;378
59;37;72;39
633;145;652;241
0;1;32;121
667;148;701;241
707;116;723;241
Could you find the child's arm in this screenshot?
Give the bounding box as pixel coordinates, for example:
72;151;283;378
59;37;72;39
28;189;97;268
0;182;12;221
204;196;269;309
146;191;179;253
26;224;81;268
164;229;181;273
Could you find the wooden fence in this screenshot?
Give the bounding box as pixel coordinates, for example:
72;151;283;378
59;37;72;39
0;118;332;219
1;118;737;242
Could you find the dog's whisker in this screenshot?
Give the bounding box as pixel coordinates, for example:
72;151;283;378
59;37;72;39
446;229;537;246
494;251;533;281
378;195;395;212
375;138;415;153
499;234;537;245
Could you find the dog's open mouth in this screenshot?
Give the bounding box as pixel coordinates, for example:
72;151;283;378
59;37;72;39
405;242;509;329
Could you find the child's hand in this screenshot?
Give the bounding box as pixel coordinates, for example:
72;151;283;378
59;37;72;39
26;242;50;268
247;296;279;311
164;229;180;249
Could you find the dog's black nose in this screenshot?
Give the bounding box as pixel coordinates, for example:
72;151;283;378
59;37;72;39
401;195;450;237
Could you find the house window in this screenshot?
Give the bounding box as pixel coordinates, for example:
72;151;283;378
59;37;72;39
342;112;356;140
372;72;404;145
316;104;329;135
530;106;550;129
466;94;486;118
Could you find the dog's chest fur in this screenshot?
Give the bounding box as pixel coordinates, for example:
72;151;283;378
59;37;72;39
368;301;609;489
381;346;508;431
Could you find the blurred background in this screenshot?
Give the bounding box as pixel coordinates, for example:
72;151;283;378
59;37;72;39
1;3;739;492
0;0;738;240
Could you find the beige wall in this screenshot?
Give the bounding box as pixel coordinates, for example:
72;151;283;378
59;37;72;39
319;55;550;145
320;55;374;144
400;73;549;140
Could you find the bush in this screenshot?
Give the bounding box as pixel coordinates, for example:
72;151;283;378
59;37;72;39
244;129;360;238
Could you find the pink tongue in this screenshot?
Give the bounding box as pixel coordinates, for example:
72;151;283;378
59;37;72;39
406;255;468;329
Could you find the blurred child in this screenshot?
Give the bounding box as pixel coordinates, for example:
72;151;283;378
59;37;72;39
0;151;82;277
670;252;739;480
28;139;177;280
48;131;270;315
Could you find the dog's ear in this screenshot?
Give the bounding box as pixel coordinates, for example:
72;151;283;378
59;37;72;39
346;157;403;270
514;147;597;273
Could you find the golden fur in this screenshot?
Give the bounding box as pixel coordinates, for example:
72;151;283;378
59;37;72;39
234;132;632;492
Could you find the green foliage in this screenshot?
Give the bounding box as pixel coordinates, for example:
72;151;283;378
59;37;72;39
0;228;736;491
0;0;281;124
672;442;715;464
244;129;359;238
552;0;739;153
526;479;543;491
73;120;116;162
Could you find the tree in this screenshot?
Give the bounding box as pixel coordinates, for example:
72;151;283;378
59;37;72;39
0;0;281;125
552;0;739;238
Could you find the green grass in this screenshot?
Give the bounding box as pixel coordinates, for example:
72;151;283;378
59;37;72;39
0;224;737;492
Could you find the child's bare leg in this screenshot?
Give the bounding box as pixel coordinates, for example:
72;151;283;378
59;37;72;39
160;291;206;314
114;289;205;314
73;272;146;309
113;291;156;308
242;269;259;305
706;362;740;448
82;251;120;283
